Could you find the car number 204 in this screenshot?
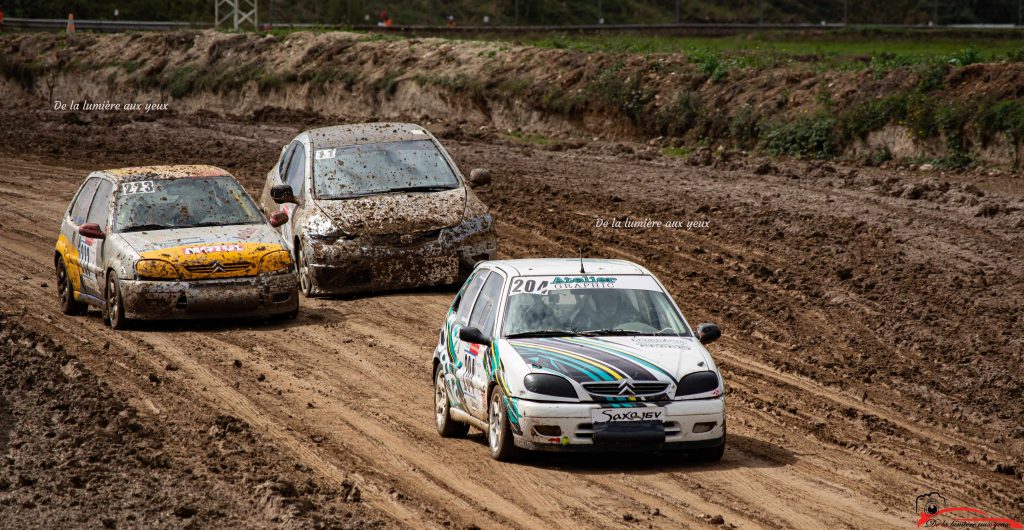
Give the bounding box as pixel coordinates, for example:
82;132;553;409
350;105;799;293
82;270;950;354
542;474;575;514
592;407;665;424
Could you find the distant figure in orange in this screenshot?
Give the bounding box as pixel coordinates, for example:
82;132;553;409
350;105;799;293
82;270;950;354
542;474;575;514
446;14;455;28
378;10;393;28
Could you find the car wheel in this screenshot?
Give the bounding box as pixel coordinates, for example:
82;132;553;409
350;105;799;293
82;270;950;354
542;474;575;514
104;272;129;330
487;387;519;461
435;366;469;438
296;243;320;298
55;258;87;315
690;427;726;463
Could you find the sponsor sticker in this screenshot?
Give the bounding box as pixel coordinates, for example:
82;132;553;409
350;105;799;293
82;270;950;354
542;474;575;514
632;337;688;348
508;275;663;295
183;243;244;255
121;181;155;194
592;406;665;424
314;148;336;160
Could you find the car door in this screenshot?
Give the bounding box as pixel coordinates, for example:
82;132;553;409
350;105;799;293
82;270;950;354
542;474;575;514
279;141;307;248
79;179;113;298
66;178;100;299
461;271;506;420
262;141;296;215
444;269;489;411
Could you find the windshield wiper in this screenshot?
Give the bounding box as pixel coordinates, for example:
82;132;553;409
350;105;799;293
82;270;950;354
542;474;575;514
577;329;645;336
505;330;576;339
177;222;229;228
121;223;176;232
384;185;457;193
320;192;375;200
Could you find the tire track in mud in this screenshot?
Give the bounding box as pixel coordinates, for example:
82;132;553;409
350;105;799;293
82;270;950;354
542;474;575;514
1;139;1022;530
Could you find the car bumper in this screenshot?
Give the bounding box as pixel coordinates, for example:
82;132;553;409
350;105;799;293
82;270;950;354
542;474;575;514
305;226;496;295
510;397;726;452
120;274;298;320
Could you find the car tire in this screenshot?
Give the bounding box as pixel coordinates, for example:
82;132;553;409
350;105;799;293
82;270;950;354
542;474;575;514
434;365;469;438
104;272;129;330
296;243;321;298
56;257;87;316
690;428;726;463
487;386;519;461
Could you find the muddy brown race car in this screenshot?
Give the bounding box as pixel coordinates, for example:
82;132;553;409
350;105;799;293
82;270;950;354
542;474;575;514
54;165;299;329
259;123;497;296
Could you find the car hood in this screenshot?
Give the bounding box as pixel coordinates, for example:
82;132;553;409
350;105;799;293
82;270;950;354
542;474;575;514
500;335;711;384
119;224;285;255
313;188;466;236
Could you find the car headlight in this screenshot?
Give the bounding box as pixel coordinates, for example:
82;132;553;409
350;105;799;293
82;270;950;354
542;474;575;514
303;213;353;242
523;374;578;399
675;371;720;397
259;250;293;275
136;259;179;280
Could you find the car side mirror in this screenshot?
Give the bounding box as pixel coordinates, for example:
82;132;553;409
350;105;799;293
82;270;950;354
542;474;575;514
270;184;296;204
459;326;491;345
268;210;289;228
78;223;105;239
696;323;721;345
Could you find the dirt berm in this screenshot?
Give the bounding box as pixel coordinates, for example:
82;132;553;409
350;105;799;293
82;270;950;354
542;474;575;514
2;30;1024;167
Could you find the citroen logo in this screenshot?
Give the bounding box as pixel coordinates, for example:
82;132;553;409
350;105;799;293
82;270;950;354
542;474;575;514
617;379;636;396
211;260;226;273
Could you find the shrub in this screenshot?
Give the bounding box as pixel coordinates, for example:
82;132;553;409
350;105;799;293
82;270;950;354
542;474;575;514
947;47;982;67
762;113;838;158
936;104;974;168
979;100;1024;167
655;91;703;137
729;104;761;147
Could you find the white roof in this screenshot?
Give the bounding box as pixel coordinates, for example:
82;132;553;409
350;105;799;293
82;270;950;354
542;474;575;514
484;258;650;277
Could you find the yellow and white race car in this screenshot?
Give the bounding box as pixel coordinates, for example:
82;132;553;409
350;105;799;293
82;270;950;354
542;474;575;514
54;165;298;329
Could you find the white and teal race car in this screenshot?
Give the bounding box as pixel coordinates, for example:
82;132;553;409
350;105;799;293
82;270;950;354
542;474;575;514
432;258;726;461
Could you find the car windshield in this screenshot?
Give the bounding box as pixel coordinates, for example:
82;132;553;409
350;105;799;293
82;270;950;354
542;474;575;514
312;139;460;199
113;176;264;232
502;275;691;338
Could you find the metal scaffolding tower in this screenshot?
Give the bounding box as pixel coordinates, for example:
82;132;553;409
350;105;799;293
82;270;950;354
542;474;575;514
215;0;258;30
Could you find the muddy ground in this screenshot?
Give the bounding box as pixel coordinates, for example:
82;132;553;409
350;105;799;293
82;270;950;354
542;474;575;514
0;312;384;529
0;101;1021;529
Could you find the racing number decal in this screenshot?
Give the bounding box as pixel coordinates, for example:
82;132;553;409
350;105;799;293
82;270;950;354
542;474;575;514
76;237;95;288
121;181;155;194
509;278;549;295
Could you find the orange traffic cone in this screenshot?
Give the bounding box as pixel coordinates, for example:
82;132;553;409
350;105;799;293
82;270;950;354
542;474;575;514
67;13;76;35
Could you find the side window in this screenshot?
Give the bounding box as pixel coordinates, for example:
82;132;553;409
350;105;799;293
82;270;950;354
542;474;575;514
285;143;306;198
455;270;489;326
86;180;113;228
468;273;505;335
70;178;100;225
278;143;296;180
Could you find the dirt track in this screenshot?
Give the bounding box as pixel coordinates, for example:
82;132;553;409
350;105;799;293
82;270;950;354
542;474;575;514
0;108;1022;528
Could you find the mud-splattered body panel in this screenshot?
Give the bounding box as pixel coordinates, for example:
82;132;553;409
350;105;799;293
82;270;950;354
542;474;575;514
54;166;298;320
261;123;497;295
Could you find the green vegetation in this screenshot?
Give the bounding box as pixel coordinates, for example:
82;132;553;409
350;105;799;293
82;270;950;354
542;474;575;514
527;33;1019;57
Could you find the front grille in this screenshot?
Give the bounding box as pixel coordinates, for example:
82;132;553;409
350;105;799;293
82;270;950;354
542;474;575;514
183;261;252;274
368;229;442;248
582;381;670;397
